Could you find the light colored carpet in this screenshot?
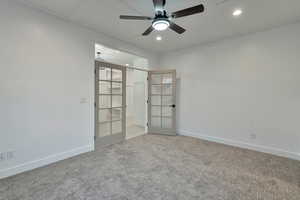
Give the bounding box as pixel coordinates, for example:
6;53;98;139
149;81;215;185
1;135;299;200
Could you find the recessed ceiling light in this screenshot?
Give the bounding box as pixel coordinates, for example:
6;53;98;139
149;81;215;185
125;64;129;67
156;36;162;41
233;9;242;16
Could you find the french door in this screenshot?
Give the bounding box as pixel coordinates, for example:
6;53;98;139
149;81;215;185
148;70;176;135
95;61;126;146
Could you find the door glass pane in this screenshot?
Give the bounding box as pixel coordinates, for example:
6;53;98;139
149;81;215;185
99;81;111;94
97;63;125;142
151;96;161;105
162;84;172;95
112;69;122;81
99;123;111;137
162;96;172;105
152;106;161;116
162;107;172;117
151;117;161;128
112;82;122;94
99;109;111;123
99;96;111;109
162;118;172;129
151;85;161;95
99;67;111;80
163;74;172;84
112;95;122;107
148;71;176;133
112;108;122;121
112;121;122;134
151;74;161;84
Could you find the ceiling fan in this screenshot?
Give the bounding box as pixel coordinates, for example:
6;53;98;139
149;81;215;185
120;0;205;36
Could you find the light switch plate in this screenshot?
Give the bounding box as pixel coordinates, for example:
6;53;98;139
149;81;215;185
80;98;88;104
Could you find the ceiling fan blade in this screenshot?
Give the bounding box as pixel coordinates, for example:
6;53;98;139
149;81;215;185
120;15;153;20
142;26;154;36
171;4;204;18
153;0;166;11
169;22;186;34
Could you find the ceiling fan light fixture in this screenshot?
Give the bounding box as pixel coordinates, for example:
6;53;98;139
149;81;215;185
152;20;170;31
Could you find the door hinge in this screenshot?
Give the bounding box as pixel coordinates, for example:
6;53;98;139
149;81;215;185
94;69;96;75
94;102;96;107
147;122;149;127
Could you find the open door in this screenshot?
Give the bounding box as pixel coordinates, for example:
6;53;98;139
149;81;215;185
148;70;176;135
95;61;126;147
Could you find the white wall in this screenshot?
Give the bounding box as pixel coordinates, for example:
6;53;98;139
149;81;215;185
132;70;148;127
0;0;157;179
126;69;147;127
159;22;300;160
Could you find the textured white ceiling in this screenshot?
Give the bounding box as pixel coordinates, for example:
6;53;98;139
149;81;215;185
17;0;300;52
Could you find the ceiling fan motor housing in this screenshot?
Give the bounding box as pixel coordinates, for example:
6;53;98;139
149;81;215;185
155;10;168;18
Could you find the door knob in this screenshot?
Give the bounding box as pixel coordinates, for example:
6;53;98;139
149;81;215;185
170;104;176;108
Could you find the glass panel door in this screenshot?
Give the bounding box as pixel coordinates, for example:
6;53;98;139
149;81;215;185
95;61;126;147
148;70;176;135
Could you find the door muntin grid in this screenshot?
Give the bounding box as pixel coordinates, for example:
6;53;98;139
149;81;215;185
149;71;176;132
98;65;124;138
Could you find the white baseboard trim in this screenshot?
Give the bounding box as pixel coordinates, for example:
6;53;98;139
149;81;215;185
0;145;94;179
178;129;300;161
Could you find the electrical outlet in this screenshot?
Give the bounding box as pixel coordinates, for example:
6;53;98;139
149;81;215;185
0;151;15;161
0;152;5;161
250;133;257;140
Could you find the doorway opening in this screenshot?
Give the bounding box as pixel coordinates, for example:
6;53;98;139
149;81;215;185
126;68;148;139
95;43;149;141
